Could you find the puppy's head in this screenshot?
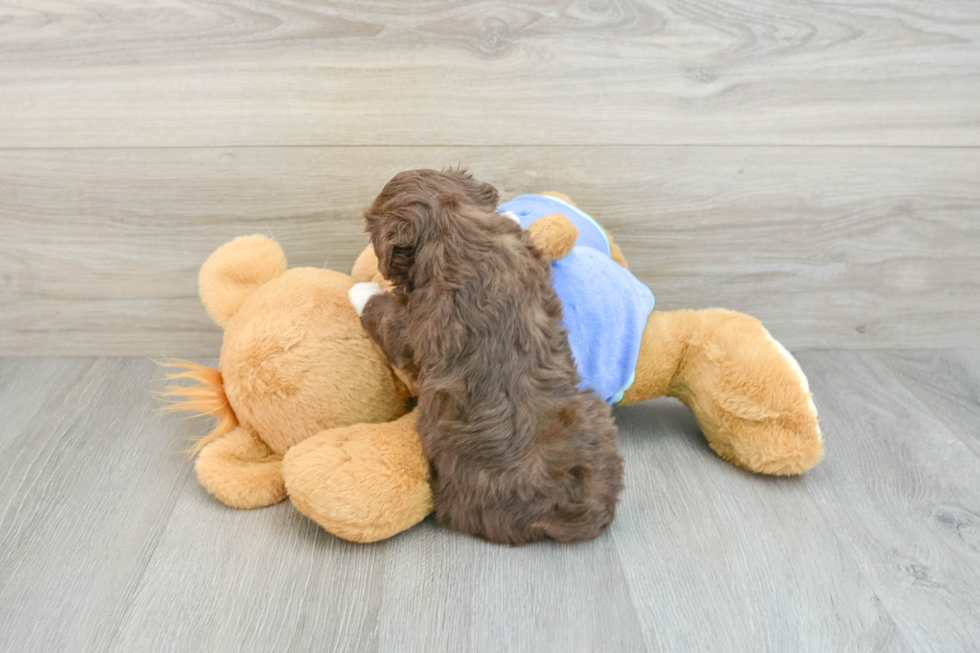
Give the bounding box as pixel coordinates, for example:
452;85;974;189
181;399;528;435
364;169;501;290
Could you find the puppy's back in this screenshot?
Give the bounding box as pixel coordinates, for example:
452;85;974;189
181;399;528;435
426;388;622;545
365;170;625;545
414;223;624;545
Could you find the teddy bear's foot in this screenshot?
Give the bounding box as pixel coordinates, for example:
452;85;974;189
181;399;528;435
702;419;824;476
283;411;432;543
678;313;824;476
195;426;286;509
624;309;823;475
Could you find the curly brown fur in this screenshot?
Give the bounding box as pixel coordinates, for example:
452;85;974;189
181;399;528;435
360;169;624;545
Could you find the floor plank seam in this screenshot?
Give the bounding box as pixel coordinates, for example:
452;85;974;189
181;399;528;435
859;352;980;464
102;463;196;653
607;532;653;653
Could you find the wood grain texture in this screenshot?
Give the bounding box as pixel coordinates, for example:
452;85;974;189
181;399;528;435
5;353;980;651
867;350;980;460
0;358;193;652
799;350;980;651
371;521;648;653
611;400;909;652
108;487;394;653
2;146;977;355
1;0;978;147
0;357;88;441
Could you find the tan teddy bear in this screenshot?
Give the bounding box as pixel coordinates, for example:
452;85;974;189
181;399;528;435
165;208;822;543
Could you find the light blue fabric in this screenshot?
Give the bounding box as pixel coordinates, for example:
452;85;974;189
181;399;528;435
496;195;655;404
499;194;611;256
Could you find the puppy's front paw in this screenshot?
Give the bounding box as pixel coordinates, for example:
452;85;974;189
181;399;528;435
348;281;384;317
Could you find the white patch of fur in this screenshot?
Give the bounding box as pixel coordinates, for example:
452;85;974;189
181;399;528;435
348;281;383;317
498;210;522;226
763;327;822;440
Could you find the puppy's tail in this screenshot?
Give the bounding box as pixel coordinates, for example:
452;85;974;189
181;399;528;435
544;516;614;543
157;360;238;455
543;471;618;543
539;400;624;543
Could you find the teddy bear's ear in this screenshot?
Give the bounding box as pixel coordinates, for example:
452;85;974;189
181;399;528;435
198;235;287;327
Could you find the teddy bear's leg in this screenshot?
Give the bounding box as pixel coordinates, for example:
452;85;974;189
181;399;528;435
620;309;823;475
195;426;286;509
282;411;433;543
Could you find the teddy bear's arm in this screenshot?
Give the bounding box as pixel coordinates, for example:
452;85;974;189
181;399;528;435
534;194;628;268
525;213;578;260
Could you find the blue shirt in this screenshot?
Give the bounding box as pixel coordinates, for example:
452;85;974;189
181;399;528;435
497;194;655;403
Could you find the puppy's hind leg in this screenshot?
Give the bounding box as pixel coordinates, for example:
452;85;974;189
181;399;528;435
540;403;624;543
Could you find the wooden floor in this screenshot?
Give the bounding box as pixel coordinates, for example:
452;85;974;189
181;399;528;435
1;351;978;652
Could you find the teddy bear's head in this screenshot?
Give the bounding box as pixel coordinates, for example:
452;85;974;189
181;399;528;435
195;235;411;455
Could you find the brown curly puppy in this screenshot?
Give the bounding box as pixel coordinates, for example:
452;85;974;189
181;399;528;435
356;169;624;545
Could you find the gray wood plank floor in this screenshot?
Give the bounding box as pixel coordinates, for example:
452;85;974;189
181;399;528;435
1;352;978;652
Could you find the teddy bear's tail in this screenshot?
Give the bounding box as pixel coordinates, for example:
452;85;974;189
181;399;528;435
158;360;238;455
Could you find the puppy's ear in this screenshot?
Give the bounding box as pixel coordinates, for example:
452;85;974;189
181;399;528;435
366;207;420;290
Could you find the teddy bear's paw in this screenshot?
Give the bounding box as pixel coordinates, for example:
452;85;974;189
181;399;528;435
525;213;578;261
761;327;821;441
195;426;286;509
348;281;384;317
702;317;824;475
283;412;432;543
